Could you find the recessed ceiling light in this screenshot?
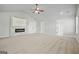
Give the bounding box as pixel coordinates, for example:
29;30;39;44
60;11;64;15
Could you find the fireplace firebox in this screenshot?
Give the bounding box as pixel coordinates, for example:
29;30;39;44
15;28;25;33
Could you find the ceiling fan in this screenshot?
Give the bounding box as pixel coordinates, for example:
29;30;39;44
32;4;44;14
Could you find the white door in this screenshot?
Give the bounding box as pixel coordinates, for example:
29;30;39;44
56;19;75;36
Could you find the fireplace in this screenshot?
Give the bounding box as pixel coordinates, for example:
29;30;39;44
15;28;25;33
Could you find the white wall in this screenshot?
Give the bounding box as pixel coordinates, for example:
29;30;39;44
40;21;56;35
0;14;10;38
0;12;36;37
76;6;79;35
0;11;76;38
37;17;75;36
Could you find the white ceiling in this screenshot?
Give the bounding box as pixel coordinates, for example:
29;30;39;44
0;4;77;21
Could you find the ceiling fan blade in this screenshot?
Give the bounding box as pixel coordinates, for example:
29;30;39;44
39;10;44;12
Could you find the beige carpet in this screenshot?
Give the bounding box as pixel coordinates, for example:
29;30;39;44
0;33;79;54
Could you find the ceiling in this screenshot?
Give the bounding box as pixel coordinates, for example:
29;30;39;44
0;4;77;21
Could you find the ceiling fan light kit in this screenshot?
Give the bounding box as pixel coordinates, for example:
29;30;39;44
32;4;44;14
